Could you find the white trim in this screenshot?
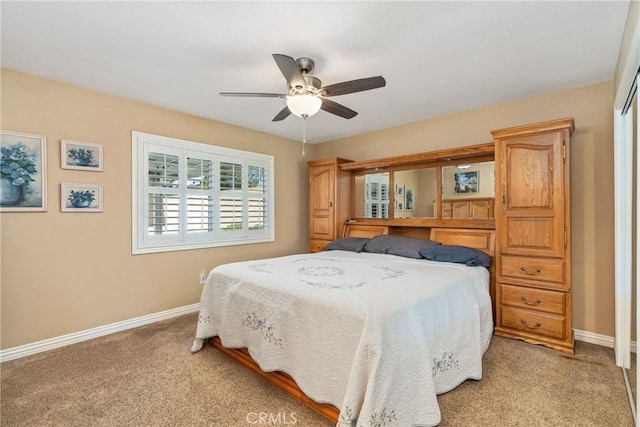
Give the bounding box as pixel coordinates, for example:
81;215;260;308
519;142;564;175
613;0;639;371
614;105;634;368
575;329;637;353
574;329;615;348
0;304;199;363
131;131;275;255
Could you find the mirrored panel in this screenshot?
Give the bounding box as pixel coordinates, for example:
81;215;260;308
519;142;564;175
353;161;495;221
393;168;437;219
354;173;390;218
441;161;495;219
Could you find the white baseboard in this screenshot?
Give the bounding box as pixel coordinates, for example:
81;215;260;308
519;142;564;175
0;303;199;363
573;328;638;353
574;328;615;348
509;328;636;354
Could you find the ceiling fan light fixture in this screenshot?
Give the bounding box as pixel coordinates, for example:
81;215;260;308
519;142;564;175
286;94;322;118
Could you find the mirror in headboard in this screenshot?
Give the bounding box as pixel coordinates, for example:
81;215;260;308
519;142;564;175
354;168;438;219
345;143;495;222
392;167;437;219
354;172;391;218
441;161;495;219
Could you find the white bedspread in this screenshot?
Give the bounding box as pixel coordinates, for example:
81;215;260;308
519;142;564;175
191;250;493;427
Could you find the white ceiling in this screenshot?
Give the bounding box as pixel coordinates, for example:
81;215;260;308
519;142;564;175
0;1;630;144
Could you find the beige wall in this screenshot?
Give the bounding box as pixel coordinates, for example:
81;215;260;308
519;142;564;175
314;81;616;337
0;69;312;349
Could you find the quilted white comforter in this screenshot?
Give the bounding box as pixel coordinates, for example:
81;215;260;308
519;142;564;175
191;250;493;426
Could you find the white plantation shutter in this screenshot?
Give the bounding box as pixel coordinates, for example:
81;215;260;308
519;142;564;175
147;151;180;235
132;132;274;254
219;161;243;232
364;173;390;219
247;164;268;231
186;156;214;235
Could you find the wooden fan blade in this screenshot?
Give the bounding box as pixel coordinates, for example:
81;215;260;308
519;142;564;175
272;54;306;91
220;92;287;98
272;106;291;122
320;98;358;119
322;76;386;97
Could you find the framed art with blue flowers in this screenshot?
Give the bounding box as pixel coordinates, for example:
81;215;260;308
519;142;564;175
61;183;103;212
61;140;103;171
0;130;47;211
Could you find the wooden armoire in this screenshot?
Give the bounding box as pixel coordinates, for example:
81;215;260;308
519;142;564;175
492;118;575;354
307;158;352;253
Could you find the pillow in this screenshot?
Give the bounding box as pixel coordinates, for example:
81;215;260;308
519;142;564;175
363;235;440;259
324;237;370;253
419;245;491;267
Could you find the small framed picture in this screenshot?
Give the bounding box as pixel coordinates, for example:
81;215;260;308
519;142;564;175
395;199;404;212
61;140;103;171
395;184;404;196
405;186;415;211
61;183;103;212
1;130;47;211
454;171;479;194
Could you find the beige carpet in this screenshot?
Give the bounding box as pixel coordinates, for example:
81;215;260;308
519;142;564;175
1;313;633;426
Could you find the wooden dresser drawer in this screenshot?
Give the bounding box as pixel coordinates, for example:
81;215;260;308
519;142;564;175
499;283;566;315
309;239;329;253
500;255;565;285
501;306;566;340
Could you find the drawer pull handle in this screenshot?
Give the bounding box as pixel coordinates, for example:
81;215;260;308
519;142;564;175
520;266;541;275
520;296;542;306
520;319;542;329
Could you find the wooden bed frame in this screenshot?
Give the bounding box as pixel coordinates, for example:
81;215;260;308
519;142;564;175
206;225;496;423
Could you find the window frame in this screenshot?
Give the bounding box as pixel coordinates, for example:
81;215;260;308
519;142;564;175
132;131;275;254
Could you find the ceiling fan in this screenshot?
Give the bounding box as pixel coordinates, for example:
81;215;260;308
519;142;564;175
220;54;386;122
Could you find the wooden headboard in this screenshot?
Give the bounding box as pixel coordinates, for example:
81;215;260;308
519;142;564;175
342;223;495;256
342;223;496;318
429;228;495;257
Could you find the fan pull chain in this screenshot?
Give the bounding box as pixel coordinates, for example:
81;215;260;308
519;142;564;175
302;115;308;156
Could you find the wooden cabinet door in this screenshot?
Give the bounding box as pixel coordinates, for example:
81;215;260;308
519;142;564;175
496;131;565;258
470;200;490;219
451;201;470;219
309;164;335;240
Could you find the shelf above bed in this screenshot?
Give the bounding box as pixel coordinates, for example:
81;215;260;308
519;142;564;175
343;218;495;229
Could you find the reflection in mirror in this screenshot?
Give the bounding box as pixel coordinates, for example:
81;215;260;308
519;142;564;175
354;173;390;218
441;161;495;219
393;168;437;218
354;161;495;221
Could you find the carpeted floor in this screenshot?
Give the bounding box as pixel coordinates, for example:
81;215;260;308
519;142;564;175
1;313;634;426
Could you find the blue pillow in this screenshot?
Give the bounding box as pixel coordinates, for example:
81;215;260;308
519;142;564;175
419;245;491;267
324;237;370;253
363;235;440;259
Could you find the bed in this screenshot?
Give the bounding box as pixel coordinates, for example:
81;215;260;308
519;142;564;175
191;226;495;426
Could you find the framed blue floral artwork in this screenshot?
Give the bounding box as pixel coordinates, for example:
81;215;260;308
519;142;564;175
0;130;47;211
61;139;103;171
61;183;103;212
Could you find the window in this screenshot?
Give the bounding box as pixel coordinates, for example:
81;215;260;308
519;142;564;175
132;131;274;254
